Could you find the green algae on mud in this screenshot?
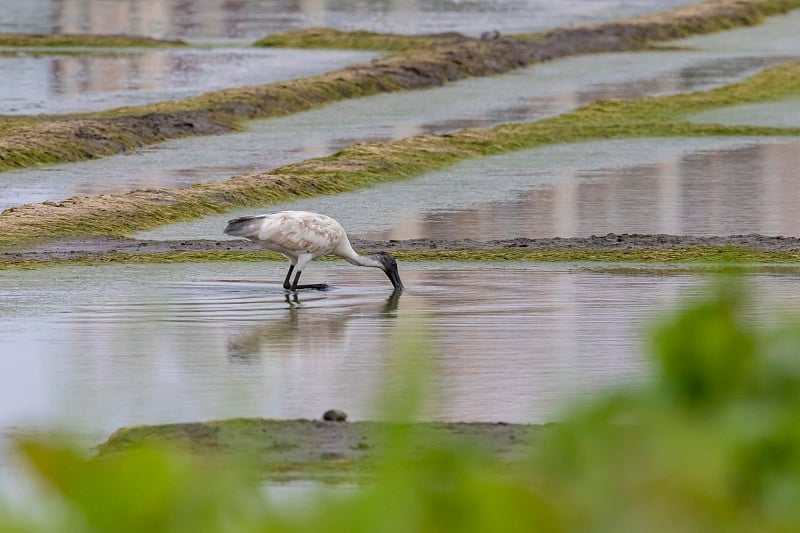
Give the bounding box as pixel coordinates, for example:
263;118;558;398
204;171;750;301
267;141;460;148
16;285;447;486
0;33;188;48
97;417;545;482
1;0;799;175
3;246;800;272
2;59;800;248
0;112;237;171
253;27;467;52
398;247;800;264
0;250;284;270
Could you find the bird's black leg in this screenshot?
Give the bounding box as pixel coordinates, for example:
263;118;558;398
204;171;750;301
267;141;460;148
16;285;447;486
290;270;329;291
290;269;302;290
283;265;295;290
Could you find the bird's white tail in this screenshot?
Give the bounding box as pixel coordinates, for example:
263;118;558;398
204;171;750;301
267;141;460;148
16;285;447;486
223;215;266;238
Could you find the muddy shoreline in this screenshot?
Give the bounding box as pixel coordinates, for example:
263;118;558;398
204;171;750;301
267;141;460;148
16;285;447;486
97;417;548;481
4;233;800;263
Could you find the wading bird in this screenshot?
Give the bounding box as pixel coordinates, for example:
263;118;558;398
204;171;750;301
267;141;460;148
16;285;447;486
223;210;404;291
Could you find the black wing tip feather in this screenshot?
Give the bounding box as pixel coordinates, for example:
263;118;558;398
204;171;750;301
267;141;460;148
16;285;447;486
226;215;263;225
224;214;266;236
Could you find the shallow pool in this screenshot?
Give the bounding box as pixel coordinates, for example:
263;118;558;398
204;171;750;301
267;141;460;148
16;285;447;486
1;261;798;438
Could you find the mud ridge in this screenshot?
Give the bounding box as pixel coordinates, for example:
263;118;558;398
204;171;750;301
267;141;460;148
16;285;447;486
3;234;800;263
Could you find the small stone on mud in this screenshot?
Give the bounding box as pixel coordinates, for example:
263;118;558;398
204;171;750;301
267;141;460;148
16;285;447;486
322;409;348;422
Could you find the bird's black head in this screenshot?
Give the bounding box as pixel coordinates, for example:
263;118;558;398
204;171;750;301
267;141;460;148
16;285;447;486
373;251;403;290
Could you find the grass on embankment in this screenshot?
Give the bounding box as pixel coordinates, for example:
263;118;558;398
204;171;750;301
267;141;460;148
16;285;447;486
1;59;799;250
3;247;800;272
253;28;470;52
0;33;187;48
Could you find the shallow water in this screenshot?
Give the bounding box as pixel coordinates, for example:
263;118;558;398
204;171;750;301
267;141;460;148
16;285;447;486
3;0;693;41
2;261;799;438
0;47;378;115
358;137;800;240
688;96;800;129
0;0;697;118
136;136;800;241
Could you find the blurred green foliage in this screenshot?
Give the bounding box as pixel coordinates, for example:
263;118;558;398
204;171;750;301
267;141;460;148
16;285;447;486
3;280;800;532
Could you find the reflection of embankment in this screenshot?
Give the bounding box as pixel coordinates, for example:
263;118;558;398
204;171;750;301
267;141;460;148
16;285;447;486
1;0;798;173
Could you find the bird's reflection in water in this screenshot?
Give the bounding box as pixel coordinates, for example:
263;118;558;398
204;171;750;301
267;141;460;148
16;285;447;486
227;289;403;360
380;289;402;317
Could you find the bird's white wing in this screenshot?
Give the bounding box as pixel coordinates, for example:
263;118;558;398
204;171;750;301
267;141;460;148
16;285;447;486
257;211;344;256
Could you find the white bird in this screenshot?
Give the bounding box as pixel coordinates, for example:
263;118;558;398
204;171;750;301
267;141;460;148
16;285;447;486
223;210;403;291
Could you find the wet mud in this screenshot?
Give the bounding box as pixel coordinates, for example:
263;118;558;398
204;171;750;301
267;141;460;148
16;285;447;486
4;233;800;264
98;417;548;480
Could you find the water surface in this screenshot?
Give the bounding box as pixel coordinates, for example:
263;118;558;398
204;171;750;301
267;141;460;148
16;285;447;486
136;137;800;241
0;47;378;115
689;97;800;129
2;262;799;437
2;0;693;41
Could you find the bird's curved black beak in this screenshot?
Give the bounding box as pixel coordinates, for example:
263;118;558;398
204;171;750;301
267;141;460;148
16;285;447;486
385;263;404;290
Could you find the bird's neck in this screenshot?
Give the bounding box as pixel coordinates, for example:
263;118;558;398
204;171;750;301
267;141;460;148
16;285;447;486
339;242;382;268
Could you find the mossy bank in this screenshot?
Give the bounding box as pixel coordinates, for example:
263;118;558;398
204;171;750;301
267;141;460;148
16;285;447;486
3;234;800;271
97;417;547;482
0;33;187;48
